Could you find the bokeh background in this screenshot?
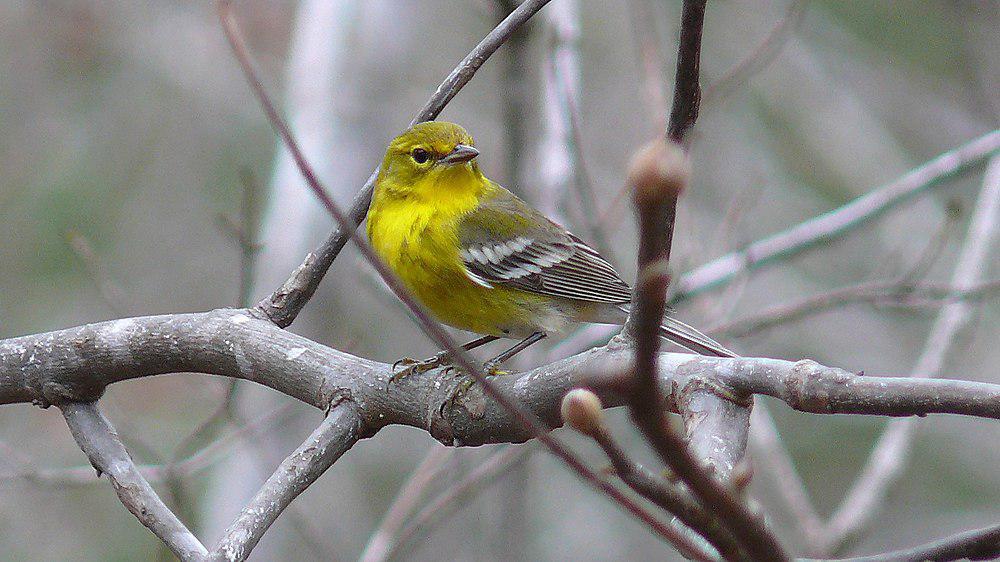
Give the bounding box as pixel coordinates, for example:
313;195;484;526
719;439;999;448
1;1;997;560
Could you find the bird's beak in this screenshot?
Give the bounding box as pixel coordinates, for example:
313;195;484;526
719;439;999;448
439;144;479;165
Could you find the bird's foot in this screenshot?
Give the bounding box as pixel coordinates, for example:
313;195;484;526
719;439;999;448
389;351;453;387
444;359;508;407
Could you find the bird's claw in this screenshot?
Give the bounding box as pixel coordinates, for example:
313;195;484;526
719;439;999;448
442;360;508;410
389;351;452;387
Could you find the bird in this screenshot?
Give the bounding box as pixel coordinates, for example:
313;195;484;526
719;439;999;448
366;121;733;376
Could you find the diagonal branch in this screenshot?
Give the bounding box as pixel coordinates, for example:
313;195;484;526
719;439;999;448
60;402;208;561
207;401;363;562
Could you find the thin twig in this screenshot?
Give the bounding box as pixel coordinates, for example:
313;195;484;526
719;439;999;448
822;155;1000;554
666;0;707;143
360;447;454;562
747;407;825;549
3;403;297;486
379;445;545;562
65;229;129;315
562;390;746;561
672;130;1000;304
60;402;208;561
625;1;788;558
712;278;1000;337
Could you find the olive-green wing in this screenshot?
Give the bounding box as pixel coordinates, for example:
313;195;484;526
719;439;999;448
457;188;631;304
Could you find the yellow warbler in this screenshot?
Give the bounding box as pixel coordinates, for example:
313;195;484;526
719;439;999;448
366;121;732;372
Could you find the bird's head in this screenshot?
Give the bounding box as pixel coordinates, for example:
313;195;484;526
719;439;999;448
377;121;485;198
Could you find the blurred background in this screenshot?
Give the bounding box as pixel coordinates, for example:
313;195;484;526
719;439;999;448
1;1;997;560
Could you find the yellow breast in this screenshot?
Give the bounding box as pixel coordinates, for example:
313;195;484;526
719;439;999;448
366;194;563;337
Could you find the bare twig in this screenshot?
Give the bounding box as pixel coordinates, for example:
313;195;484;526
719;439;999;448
666;0;707;143
3;403;296;486
672;130;1000;303
249;0;557;328
827;522;1000;562
747;407;825;549
207;401;363;562
60;402;208;561
823;155;1000;554
65;230;129;315
629;0;669;134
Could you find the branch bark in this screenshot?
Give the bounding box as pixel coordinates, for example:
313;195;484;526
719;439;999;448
5;310;999;425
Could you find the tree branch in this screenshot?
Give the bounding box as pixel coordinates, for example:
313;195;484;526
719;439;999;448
827;522;1000;562
6;309;1000;559
5;311;999;422
60;402;208;561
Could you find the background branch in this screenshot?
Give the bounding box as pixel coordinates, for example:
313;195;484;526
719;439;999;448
207;402;362;562
672;130;1000;303
820;154;1000;555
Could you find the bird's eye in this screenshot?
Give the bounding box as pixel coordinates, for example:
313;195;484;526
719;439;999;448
411;148;430;164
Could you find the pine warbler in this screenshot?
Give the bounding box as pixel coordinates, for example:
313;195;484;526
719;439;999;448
367;122;732;372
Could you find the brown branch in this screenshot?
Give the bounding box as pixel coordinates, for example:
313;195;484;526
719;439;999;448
666;0;707;143
624;2;789;549
241;0;557;329
60;402;208;561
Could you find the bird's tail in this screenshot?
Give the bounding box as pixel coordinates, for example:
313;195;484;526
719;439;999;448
616;305;736;358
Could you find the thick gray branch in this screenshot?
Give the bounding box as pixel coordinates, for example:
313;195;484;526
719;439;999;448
4;310;998;444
